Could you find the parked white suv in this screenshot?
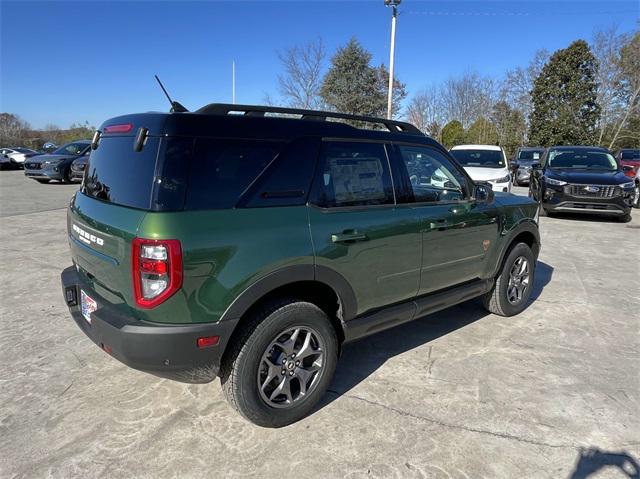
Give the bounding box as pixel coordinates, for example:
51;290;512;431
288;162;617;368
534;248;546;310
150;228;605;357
450;145;512;192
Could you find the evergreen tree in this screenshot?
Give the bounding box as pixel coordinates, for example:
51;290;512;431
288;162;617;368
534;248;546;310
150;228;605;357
441;120;465;149
320;38;404;118
529;40;600;146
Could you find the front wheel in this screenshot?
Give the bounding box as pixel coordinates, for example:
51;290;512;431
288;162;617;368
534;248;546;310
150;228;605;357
221;299;338;428
483;242;535;317
62;168;72;184
633;183;640;209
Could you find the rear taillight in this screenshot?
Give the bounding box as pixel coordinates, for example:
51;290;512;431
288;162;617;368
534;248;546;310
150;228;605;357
132;238;183;308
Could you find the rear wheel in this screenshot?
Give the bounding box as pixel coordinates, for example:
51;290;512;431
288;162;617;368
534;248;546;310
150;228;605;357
483;242;535;317
221;299;338;428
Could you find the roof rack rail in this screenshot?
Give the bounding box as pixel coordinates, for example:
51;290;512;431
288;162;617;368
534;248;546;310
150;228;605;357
195;103;424;136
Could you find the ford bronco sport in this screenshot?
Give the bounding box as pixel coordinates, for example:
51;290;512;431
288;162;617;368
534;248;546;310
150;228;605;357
61;104;540;427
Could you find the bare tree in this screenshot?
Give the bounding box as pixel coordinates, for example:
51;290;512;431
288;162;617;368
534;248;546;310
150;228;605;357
406;85;443;137
441;72;498;128
608;31;640;148
277;37;326;109
0;113;30;146
502;49;549;128
591;26;626;145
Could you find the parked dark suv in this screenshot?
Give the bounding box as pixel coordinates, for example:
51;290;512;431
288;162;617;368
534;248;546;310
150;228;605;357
529;146;635;221
24;140;91;183
60;104;540;427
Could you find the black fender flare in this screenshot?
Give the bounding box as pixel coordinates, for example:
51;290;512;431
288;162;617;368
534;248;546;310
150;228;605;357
218;264;358;323
491;220;541;278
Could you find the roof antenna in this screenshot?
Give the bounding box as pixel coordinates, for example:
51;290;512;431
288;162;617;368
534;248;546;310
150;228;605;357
154;75;188;113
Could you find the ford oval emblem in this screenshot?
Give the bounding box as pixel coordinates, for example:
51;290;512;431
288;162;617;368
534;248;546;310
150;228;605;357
584;186;599;193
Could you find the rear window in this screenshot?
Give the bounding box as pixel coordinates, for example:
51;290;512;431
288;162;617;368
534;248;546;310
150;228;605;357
621;150;640;160
83;136;161;209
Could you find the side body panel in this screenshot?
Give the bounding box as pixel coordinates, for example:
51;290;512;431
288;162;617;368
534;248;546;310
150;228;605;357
309;205;422;317
136;206;314;324
415;201;499;294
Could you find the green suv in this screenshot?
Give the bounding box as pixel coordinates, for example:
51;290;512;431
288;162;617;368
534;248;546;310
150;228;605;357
60;104;540;427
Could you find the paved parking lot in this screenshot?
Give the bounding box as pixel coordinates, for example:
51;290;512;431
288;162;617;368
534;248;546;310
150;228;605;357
1;169;638;479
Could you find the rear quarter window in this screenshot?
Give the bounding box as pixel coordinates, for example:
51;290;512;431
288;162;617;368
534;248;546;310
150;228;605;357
185;139;284;210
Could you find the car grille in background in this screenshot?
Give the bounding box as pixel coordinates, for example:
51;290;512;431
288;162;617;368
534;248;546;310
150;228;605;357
26;163;42;170
565;184;620;198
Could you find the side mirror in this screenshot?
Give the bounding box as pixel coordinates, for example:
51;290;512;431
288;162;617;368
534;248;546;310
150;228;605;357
474;182;495;204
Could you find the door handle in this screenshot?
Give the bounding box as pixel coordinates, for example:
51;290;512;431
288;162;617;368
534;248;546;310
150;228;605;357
429;219;467;230
331;231;368;243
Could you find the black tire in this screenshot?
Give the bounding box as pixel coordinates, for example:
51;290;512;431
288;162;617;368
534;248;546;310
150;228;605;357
62;168;72;184
633;183;640;209
483;242;535;317
36;179;50;184
220;298;338;428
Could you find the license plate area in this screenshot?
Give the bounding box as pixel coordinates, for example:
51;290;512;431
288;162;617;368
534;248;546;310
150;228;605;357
81;290;97;324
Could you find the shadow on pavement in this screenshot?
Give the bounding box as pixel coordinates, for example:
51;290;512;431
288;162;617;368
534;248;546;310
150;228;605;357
569;447;640;479
321;260;554;407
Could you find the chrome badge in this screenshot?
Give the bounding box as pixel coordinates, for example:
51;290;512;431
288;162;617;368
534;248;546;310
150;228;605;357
72;223;104;246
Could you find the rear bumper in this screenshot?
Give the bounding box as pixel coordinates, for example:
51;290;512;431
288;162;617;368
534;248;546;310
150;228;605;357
60;265;236;383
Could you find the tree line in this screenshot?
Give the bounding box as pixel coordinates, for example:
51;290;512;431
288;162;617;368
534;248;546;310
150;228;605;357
0;113;95;150
268;27;639;157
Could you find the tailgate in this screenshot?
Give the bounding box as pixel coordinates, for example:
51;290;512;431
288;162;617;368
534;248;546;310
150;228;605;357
68;192;147;308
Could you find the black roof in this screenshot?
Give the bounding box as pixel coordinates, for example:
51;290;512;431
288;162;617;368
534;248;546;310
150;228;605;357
101;104;443;149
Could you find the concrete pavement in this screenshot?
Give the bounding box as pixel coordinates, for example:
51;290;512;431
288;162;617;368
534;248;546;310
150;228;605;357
1;170;638;478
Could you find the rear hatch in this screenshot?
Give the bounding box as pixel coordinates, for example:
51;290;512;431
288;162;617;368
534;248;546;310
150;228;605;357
67;113;187;317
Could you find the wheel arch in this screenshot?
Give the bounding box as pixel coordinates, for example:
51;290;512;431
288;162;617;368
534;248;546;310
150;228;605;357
492;220;541;278
218;265;357;359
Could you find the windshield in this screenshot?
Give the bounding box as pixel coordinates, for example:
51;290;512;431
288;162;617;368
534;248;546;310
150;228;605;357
450;149;505;168
621;150;640;160
518;149;544;161
548;150;618;170
53;142;89;155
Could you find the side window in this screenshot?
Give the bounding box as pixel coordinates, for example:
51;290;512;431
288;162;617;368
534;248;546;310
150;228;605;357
396;145;468;203
240;137;320;208
186;139;284;210
313;141;394;208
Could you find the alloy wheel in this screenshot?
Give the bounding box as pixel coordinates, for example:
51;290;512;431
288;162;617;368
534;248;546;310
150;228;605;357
507;256;530;305
257;326;325;408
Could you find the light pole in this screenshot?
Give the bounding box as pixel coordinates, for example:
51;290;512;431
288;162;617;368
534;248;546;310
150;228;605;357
385;0;401;119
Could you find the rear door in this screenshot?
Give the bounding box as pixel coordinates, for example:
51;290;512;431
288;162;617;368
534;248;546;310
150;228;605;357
308;140;422;317
392;144;499;295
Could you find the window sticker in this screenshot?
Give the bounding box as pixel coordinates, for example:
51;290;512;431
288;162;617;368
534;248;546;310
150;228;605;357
329;157;385;203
